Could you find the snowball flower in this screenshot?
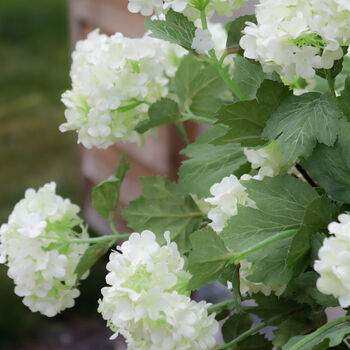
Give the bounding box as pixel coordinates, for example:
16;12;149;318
60;29;185;149
315;213;350;307
205;175;255;233
98;230;218;349
192;28;215;54
0;182;89;317
240;0;350;82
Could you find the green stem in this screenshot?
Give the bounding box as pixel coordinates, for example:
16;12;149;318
67;235;117;245
325;69;336;98
180;110;216;125
287;316;350;350
175;123;189;145
218;52;230;66
208;299;235;314
232;229;297;264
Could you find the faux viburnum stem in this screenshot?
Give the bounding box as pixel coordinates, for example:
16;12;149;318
200;9;247;101
295;164;317;187
326;69;336;98
287;316;350;350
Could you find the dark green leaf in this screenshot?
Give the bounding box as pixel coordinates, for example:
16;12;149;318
337;76;350;121
92;153;129;221
226;15;256;49
263;92;342;165
122;176;203;253
75;240;114;281
222;313;253;343
175;54;227;118
310;232;327;265
213;79;290;146
178;126;248;197
145;9;195;50
302;142;350;203
221;175;318;287
188;228;232;290
135;98;181;133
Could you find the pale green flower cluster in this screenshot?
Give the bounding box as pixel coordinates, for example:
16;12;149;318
0;182;88;317
60;29;185;149
98;230;218;349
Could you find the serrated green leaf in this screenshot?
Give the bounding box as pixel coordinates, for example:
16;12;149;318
92;153;129;221
221;175;318;287
175;54;227;118
188;228;232;290
263;92;342;165
145;9;195;50
135;98;180;133
302;143;350;203
178;126;247;197
122;176;203;253
75;239;114;281
283;321;350;350
226;15;256;49
231;55;265;101
213;79;290;146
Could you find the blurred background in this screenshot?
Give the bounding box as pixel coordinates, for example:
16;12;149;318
0;0;256;348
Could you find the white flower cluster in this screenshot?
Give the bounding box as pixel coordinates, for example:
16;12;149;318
60;29;185;149
128;0;248;20
192;28;215;54
315;213;350;308
0;182;88;317
98;230;218;349
241;0;350;82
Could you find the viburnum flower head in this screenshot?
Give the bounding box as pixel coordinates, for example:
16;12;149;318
191;28;215;54
0;182;89;317
98;230;218;349
60;29;185;149
315;213;350;308
240;0;350;82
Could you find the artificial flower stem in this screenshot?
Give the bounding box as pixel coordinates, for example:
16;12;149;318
208;299;235;314
68;235;118;245
325;69;336;98
176;123;189;145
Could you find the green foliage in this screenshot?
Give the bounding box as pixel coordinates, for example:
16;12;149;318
221;175;319;287
226;15;256;49
74;240;115;281
178;126;248;197
92;152;129;222
337;76;350;120
213;79;290;146
145;9;195;50
122;176;203;252
175;54;227;118
135;98;181;133
231;55;265;100
187;228;232;290
263;92;343;165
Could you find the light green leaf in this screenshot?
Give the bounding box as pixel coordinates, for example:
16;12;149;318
122;176;203;253
226;15;256;49
135;98;180;133
283;321;350;350
178;126;248;197
92;152;129;221
302;143;350;203
75;239;115;281
145;9;195;50
175;54;227;118
231;55;265;100
263;92;342;165
221;175;318;287
213;79;290;146
337;76;350;120
188;228;232;290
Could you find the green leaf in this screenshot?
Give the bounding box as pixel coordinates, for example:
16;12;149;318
338;119;350;168
231;55;265;101
135;98;181;133
122;176;203;253
175;54;227;118
337;76;350;121
178;126;248;197
213;79;290;146
145;9;195;50
92;153;129;221
226;15;256;49
75;239;115;281
263;92;342;165
283;321;350;350
222;313;253;343
302;143;350;203
310;232;327;265
285;272;338;309
188;228;232;290
221;175;319;287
